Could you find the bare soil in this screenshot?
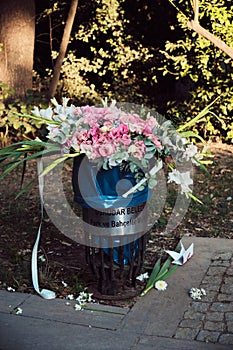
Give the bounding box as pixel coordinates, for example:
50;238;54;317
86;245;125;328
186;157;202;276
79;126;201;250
0;142;232;307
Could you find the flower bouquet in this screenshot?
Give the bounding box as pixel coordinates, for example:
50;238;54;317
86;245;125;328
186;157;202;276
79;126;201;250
0;97;212;296
0;97;210;200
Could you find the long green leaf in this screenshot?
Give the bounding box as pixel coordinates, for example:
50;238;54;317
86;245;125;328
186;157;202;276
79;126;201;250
162;265;178;279
39;154;70;176
12;111;61;125
180;131;206;144
15;179;36;199
140;257;162;296
144;257;161;289
157;256;172;275
154;268;169;281
155;264;178;282
0;149;55;179
178;96;220;132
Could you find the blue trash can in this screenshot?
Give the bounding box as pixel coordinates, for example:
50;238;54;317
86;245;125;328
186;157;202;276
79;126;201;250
72;155;149;295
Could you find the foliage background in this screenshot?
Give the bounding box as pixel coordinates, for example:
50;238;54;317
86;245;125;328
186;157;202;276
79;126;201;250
0;0;232;145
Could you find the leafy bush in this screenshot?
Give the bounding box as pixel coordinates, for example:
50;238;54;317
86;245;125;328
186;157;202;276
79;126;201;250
158;0;233;142
0;81;47;146
46;0;154;106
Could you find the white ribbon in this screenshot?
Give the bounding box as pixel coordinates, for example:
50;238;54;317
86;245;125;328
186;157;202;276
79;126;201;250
122;160;163;198
31;158;56;299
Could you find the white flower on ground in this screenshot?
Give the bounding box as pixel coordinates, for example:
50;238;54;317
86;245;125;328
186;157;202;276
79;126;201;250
7;287;15;292
155;280;168;291
200;288;207;296
189;287;206;300
74;304;82;311
66;294;74;300
136;272;149;281
15;307;23;315
76;291;94;305
62;281;68;287
75;291;94;309
38;254;46;262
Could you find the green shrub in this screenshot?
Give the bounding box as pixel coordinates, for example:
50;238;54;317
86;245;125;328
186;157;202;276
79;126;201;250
159;0;233;142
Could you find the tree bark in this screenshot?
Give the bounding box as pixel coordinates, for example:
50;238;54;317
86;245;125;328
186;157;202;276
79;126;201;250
48;0;79;99
187;0;233;60
187;20;233;60
0;0;35;98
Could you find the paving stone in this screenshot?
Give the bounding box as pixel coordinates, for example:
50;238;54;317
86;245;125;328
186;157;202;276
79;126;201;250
206;266;227;276
210;302;233;313
200;283;220;292
225;312;233;321
213;253;232;261
205;312;224;322
219;333;233;345
227;322;233;333
174;327;199;340
218;293;233;302
171;247;233;347
202;275;223;284
223;276;233;284
204;321;225;332
211;261;230;267
226;267;233;275
179;319;202;329
220;284;233;294
200;291;218;302
196;330;220;343
190;302;210;313
183;310;205;321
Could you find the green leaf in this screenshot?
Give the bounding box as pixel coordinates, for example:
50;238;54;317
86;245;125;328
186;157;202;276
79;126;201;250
180;131;206;144
178;96;220;132
144;257;162;290
0;147;58;179
12;112;60;125
15;179;36;199
39;153;78;176
186;192;203;204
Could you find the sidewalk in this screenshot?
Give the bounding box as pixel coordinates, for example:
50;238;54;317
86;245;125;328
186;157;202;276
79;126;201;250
1;236;233;350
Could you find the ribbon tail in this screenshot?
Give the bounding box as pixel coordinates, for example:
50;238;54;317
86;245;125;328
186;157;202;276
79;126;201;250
31;158;56;300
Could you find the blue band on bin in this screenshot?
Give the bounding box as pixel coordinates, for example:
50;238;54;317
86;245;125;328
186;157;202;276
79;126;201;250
72;155;149;208
72;156;149;265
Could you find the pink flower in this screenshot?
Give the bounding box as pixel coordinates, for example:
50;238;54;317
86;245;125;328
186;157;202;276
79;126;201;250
119;134;131;146
119;114;145;133
73;107;82;116
109;124;129;139
80;143;98;160
98;143;116;157
88;127;100;142
76;129;89;143
129;140;146;160
148;134;163;149
142;118;159;136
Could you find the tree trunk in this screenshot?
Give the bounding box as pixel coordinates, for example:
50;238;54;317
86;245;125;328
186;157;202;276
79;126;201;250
48;0;79;99
0;0;35;99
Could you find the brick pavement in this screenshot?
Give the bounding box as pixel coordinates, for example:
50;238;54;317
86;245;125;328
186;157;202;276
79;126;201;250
1;237;233;350
175;252;233;346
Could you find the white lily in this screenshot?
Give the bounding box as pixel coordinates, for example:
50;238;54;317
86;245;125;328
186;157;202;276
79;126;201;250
168;169;193;195
40;106;53;120
50;97;59;106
